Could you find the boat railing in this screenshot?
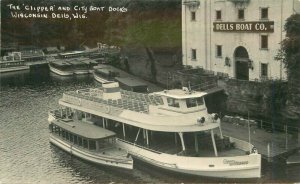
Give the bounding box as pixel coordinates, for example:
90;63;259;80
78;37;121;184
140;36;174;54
117;138;162;154
63;91;149;113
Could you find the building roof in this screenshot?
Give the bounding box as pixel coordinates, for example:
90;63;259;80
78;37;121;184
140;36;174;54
52;119;116;139
154;89;207;99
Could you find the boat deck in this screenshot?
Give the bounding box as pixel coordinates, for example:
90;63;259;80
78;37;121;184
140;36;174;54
64;88;163;113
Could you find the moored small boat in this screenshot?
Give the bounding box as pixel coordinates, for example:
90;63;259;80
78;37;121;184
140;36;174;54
49;60;74;76
93;66;119;83
0;60;29;73
48;110;133;170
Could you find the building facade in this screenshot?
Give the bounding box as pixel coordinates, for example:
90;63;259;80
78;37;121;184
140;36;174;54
182;0;300;81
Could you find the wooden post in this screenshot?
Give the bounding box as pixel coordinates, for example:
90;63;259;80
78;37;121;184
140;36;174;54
285;125;288;150
267;142;271;162
178;132;186;152
210;130;218;157
175;132;178;145
194;133;199;153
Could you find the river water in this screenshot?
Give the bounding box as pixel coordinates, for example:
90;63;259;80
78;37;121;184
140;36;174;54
0;68;299;184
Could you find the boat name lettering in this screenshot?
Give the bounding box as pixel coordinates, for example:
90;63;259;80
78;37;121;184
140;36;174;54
223;159;248;166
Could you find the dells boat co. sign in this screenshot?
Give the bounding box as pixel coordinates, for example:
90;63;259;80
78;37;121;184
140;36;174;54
213;21;274;33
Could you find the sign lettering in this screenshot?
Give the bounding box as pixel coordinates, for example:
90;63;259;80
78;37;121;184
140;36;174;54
213;21;274;33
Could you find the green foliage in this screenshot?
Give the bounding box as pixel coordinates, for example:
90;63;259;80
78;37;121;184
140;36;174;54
276;14;300;76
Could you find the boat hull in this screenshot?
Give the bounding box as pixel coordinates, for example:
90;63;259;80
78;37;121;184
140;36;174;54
74;70;89;75
50;134;133;170
49;64;74;76
93;72;110;83
0;66;30;73
116;139;261;178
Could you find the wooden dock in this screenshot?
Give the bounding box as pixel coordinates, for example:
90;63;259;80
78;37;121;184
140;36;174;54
221;122;300;161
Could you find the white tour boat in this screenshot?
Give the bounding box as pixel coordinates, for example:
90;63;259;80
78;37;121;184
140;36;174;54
49;60;74;76
51;82;261;178
48;110;133;170
93;66;119;84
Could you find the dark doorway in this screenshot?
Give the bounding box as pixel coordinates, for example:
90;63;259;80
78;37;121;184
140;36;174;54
234;46;249;80
236;61;249;80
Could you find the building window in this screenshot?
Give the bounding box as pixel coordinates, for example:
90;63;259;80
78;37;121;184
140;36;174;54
216;10;222;20
238;9;244;20
191;11;196;21
216;45;222;57
260;35;268;49
260;8;268;20
261;63;268;78
191;49;197;60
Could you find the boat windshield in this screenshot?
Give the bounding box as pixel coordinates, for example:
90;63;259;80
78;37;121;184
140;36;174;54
186;97;204;108
167;97;180;108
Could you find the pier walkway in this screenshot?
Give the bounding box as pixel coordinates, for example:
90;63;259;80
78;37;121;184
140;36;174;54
221;121;300;161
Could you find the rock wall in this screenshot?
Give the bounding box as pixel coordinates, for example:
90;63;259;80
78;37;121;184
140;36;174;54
222;79;287;120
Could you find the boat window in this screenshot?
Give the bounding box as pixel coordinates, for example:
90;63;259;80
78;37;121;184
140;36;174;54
83;139;88;149
196;97;204;106
74;135;78;145
62;130;66;138
89;140;96;150
66;132;70;141
186;97;204;108
167;98;180;108
70;133;74;143
78;137;83;146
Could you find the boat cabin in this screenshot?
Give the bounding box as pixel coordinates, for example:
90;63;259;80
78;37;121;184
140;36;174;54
151;88;207;114
49;119;116;151
50;61;73;71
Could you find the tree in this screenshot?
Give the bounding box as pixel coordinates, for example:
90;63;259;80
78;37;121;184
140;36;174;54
276;14;300;127
103;0;181;83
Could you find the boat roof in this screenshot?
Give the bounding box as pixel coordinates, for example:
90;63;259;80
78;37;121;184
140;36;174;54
59;51;85;56
67;60;86;65
95;68;116;74
154;89;207;99
80;59;98;64
52;119;116;139
115;77;147;87
51;60;71;66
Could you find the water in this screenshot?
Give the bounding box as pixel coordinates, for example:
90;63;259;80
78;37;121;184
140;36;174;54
0;68;299;183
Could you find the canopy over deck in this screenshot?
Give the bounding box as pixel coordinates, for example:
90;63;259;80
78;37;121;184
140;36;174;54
52;119;116;139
